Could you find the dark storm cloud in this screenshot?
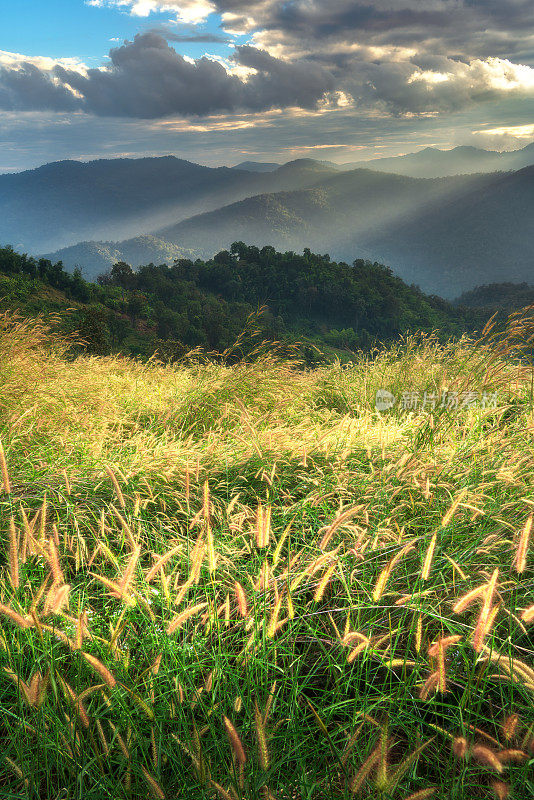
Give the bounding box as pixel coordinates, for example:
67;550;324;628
0;33;335;118
212;0;534;114
216;0;534;61
0;62;81;112
1;2;534;123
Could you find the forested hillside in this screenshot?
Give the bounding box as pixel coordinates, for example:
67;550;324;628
345;142;534;178
454;282;534;310
47;168;493;282
0;243;486;362
46;165;534;297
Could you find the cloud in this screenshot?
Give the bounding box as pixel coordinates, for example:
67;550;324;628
87;0;216;24
0;52;85;112
3;1;534;138
358;55;534;115
146;26;232;43
0;33;335;118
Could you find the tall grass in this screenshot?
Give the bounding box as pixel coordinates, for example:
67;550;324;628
0;311;532;798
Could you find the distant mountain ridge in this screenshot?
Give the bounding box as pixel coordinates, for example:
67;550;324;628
342;142;534;178
46;164;534;297
0;155;339;254
3;143;534;296
231;161;281;172
4;143;533;255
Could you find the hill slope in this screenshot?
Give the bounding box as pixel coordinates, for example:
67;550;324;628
44;161;534;297
44;236;199;279
0;156;339;254
136;166;534;298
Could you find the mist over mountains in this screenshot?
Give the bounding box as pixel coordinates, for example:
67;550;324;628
233;143;534;179
341;142;534;179
1;143;533;299
0;156;336;254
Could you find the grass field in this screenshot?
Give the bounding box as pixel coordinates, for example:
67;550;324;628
0;310;533;799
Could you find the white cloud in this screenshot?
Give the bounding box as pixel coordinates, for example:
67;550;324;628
480;123;534;138
0;50;87;75
408;70;450;84
88;0;216;24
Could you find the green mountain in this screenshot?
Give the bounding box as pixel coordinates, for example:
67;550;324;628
48;164;533;295
453;282;534;310
231;161;281;172
143;166;534;298
0;156;339;255
47;164;534;297
0;242;488;363
43;236;198;280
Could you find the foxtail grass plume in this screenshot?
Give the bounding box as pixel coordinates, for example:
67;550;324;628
223;716;247;765
513;514;532;573
421;531;438;581
8;516;19;589
145;545;181;583
471;745;504;773
255;503;271;548
167;602;207;635
234;580;248;617
105;465;126;509
314;561;337;601
0;439;11;494
373;542;415;601
254;701;269;772
491;782;510;800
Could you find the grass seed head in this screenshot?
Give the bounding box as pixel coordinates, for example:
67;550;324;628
223;716;247;765
471;745;504;773
513;514;532;573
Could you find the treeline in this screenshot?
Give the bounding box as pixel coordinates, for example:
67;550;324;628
0;242;487;362
454;282;534;311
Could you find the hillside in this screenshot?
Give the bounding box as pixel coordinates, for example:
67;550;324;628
77;167;502;298
372;165;534;296
43;235;199;280
231;161;281;172
454;282;534;310
154;168;491;253
0;243;488;362
0;156;339;254
5;144;534;256
73;165;529;299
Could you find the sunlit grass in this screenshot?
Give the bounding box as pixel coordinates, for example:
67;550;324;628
0;310;532;798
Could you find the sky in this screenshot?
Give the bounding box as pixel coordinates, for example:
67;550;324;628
1;0;534;172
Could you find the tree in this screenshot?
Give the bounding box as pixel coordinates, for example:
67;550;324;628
73;306;111;355
97;271;114;287
127;292;147;327
107;313;131;349
111;261;135;299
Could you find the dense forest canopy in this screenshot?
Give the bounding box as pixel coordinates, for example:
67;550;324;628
0;242;498;362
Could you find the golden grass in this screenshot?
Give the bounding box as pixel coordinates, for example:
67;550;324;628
0;311;533;798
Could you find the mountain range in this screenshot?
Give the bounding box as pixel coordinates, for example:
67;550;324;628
44;164;534;298
341;142;534;178
233;143;534;179
1;143;533;298
0;156;338;254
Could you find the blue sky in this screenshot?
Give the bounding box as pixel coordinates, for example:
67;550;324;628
0;0;240;63
1;1;534;172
